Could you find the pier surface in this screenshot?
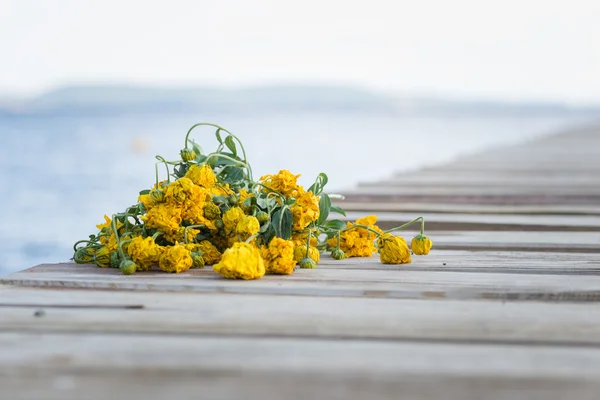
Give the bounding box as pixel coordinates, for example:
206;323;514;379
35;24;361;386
2;124;600;399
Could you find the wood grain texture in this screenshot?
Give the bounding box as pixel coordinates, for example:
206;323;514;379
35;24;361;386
2;332;600;400
2;287;600;345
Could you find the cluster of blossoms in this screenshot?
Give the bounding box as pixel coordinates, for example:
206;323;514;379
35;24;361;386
73;123;432;279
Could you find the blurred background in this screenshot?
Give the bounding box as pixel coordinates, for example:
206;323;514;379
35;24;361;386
1;0;599;274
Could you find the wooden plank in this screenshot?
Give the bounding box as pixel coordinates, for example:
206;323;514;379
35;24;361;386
4;261;600;301
3;287;600;345
334;202;600;216
343;186;600;196
340;193;600;206
342;211;600;231
1;332;600;400
4;251;600;275
419;231;600;253
359;175;600;188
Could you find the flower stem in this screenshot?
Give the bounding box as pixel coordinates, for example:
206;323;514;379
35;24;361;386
184;122;253;180
155;156;171;184
304;230;312;258
111;214;125;259
383;217;424;234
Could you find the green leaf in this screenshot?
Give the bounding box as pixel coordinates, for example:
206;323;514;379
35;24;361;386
212;195;228;204
272;207;293;239
308;173;329;195
324;219;346;231
242;196;257;209
139;189;150;195
211;151;242;167
220;166;244;184
330;205;346;216
190;140;204;157
317;193;331;225
224;136;237;157
259;221;270;233
215;128;223;144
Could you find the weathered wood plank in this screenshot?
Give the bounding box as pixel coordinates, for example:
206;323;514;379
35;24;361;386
4;251;600;275
334;202;600;216
2;287;600;345
3;261;600;301
342;211;600;231
1;333;600;400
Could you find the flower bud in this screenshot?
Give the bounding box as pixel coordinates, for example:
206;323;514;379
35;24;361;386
203;203;221;220
191;252;205;269
256;211;269;225
411;234;433;255
298;257;317;269
74;246;95;264
94;246;111;268
149;189;165;204
180;148;196;162
331;248;346;260
119;259;137;275
214;219;224;230
227;194;239;206
110;251;121;268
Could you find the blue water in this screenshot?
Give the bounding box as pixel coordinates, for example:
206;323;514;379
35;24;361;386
0;111;595;275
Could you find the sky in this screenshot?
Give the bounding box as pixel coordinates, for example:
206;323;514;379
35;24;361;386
1;0;600;104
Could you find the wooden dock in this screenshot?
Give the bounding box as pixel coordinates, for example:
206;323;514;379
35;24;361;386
2;124;600;399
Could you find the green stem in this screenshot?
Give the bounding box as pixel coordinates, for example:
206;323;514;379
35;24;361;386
335;231;342;252
151;231;163;241
154;163;160;189
304;231;312;258
383;217;424;234
111;214;125;259
183;225;205;244
184;122;253;180
245;233;259;244
73;240;101;252
155;156;171;184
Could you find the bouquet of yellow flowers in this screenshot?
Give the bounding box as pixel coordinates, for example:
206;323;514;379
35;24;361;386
73;123;432;278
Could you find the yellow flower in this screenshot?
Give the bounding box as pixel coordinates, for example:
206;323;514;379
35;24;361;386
213;242;265;280
411;234;433;255
222;206;245;234
196;240;222;265
263;238;296;275
293;245;320;263
291;230;319;247
164;177;196;204
95;214;113;231
326;215;382;258
378;234;412;264
126;236;162;271
138;193;154;211
141;202;182;242
259;170;301;197
185;164;217;188
236;215;260;239
210;183;234;197
291;189;320;231
159;243;193;273
94;246;111;268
